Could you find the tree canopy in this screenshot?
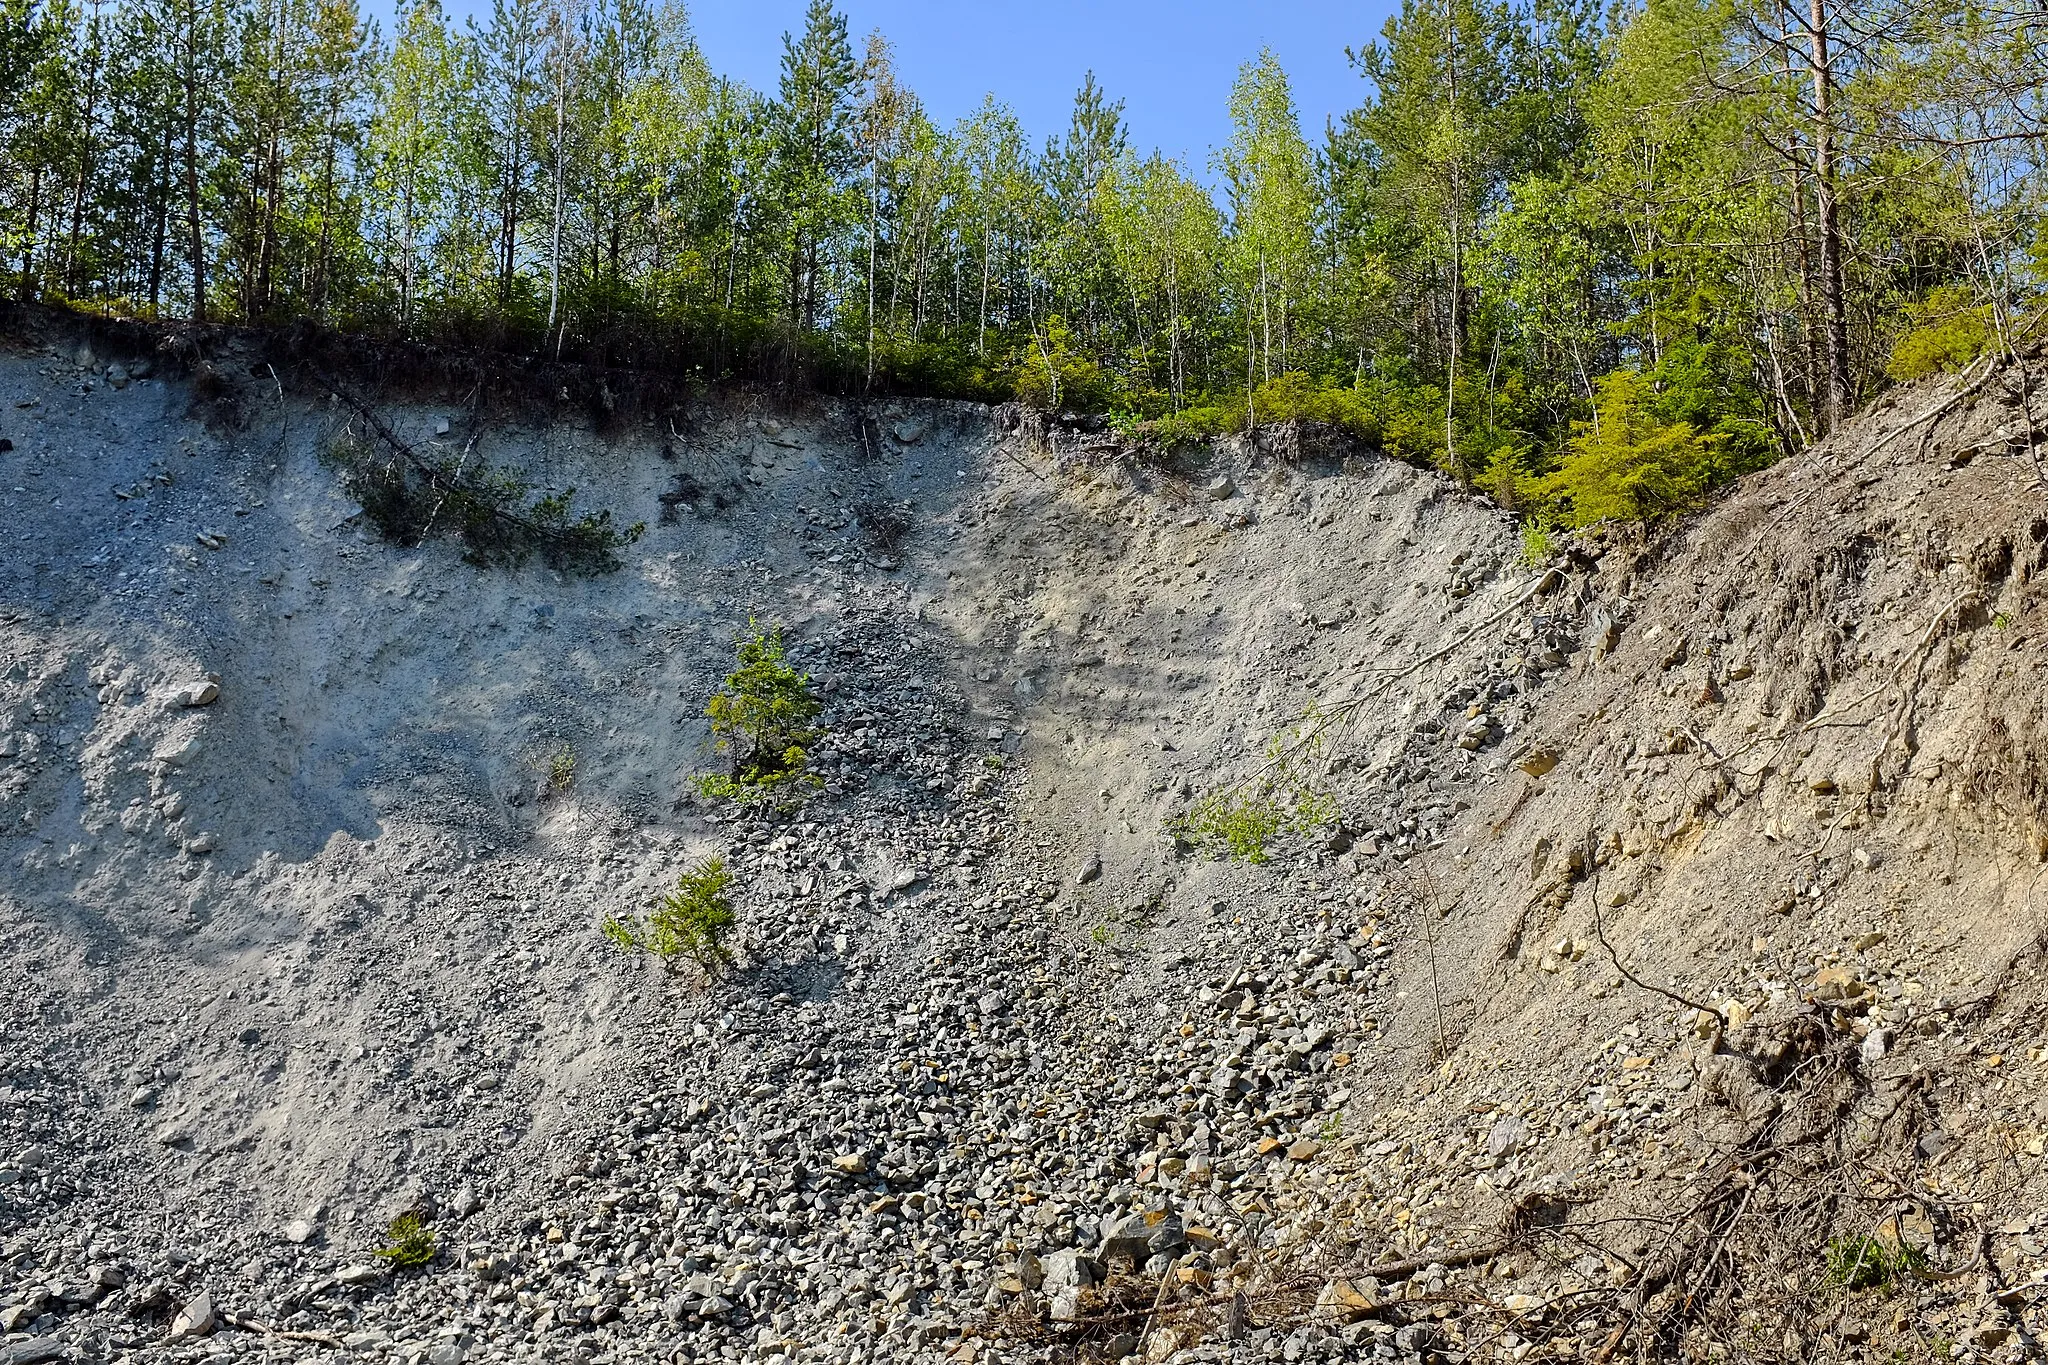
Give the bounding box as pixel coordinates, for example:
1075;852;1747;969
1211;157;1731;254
4;0;2044;523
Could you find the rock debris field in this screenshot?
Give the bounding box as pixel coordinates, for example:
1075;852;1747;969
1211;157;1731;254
5;318;2048;1365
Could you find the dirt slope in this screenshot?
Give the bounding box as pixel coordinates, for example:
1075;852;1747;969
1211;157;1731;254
1280;359;2048;1364
2;309;2046;1365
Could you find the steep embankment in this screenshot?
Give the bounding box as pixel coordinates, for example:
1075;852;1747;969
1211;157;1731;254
1271;360;2048;1364
3;310;2045;1365
0;315;1566;1365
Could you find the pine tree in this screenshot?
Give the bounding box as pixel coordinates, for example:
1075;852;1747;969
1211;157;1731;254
771;0;856;346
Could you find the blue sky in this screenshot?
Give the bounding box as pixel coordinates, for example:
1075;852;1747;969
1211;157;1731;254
687;0;1403;169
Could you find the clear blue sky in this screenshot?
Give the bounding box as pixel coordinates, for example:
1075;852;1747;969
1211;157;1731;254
688;0;1402;169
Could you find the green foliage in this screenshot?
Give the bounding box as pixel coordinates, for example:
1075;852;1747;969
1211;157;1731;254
547;744;576;792
375;1213;436;1270
4;0;2035;506
1888;287;1994;381
1170;713;1336;863
328;433;644;574
1517;519;1554;568
1537;369;1739;526
603;857;737;973
1014;319;1110;412
1824;1235;1926;1293
1088;921;1114;949
1130;404;1239;448
693;622;824;806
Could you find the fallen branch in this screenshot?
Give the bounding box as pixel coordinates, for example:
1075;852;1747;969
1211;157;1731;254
311;370;641;572
224;1312;345;1347
1320;569;1565;737
1588;860;1726;1035
1332;1239;1512;1282
1867;352;2003;459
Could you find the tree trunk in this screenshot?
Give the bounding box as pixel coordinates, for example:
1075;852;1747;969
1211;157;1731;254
182;9;207;324
1807;0;1850;431
148;121;171;315
17;167;40;301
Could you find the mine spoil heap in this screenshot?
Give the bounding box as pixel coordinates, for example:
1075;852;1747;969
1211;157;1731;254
3;322;2048;1363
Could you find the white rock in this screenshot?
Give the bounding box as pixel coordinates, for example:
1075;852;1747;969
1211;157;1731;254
1487;1115;1528;1158
1204;476;1236;501
168;1290;215;1339
155;737;202;767
891;421;924;444
179;680;220;707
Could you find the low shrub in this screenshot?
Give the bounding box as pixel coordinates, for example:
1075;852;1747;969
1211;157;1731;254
1824;1234;1925;1292
327;429;643;573
603;857;737;973
1888;286;1994;381
375;1213;436;1270
547;744;576;792
1169;715;1336;863
1535;370;1727;526
693;622;825;806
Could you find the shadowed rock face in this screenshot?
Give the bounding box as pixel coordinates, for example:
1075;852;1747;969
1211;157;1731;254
4;324;2047;1363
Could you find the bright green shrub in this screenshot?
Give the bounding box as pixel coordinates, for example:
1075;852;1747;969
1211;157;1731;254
1888;285;1993;381
693;622;824;805
1538;369;1728;525
1138;404;1240;447
603;857;737;973
1014;320;1111;412
1168;714;1336;863
375;1213;436;1270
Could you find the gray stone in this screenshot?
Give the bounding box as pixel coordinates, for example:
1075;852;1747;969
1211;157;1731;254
1204;476;1237;501
1099;1212;1153;1263
1040;1248;1097;1289
155;736;202;767
168;1290;215;1340
282;1219;318;1245
179;680;220;707
1487;1116;1528;1159
0;1339;69;1365
1075;855;1102;885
